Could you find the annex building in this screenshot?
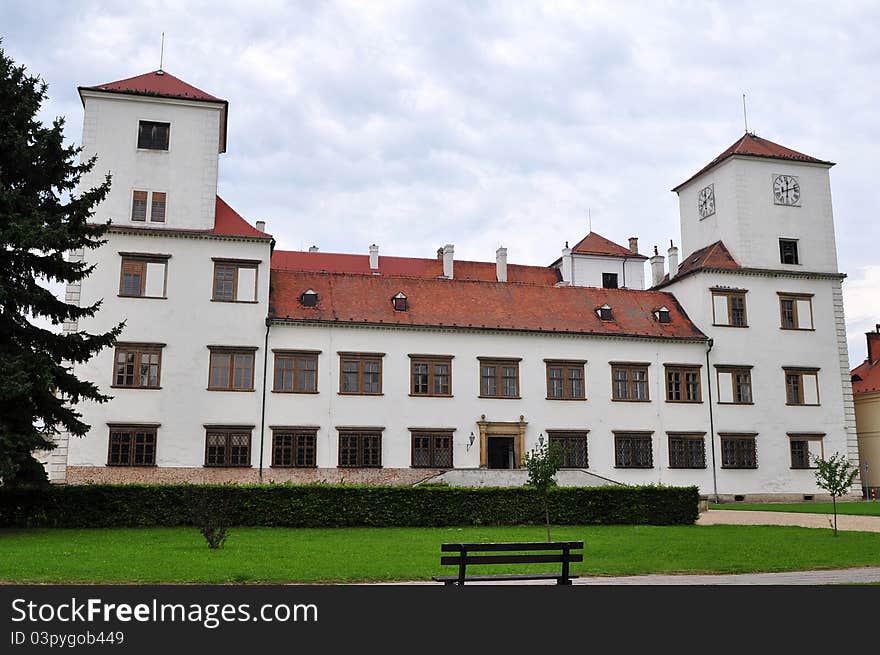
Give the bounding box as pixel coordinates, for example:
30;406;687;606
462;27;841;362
44;69;860;500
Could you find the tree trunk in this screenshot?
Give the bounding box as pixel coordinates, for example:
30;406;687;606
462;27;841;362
832;495;838;537
545;492;551;542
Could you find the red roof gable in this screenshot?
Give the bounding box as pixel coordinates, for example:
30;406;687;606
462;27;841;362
268;270;705;340
271;250;559;286
80;70;224;103
653;240;739;289
213;197;271;239
852;360;880;395
570;232;646;259
673;133;834;192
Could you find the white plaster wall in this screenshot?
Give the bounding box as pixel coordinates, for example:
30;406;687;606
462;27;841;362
78;92;222;230
665;270;850;495
67;231;272;467
677;157;837;272
570;254;646;289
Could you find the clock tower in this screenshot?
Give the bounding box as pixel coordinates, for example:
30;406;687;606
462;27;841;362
672;133;838;274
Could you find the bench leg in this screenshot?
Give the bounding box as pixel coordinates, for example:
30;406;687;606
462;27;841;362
556;578;573;585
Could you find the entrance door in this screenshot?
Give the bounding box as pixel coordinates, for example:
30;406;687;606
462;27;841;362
487;436;516;469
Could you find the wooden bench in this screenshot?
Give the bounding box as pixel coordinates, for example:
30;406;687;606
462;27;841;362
432;541;584;585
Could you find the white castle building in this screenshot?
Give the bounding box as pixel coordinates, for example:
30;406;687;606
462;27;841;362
46;69;860;500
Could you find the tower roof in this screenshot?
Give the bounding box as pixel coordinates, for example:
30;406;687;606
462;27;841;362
78;70;228;152
672;133;834;192
570;232;647;259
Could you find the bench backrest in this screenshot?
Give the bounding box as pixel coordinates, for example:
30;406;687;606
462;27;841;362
439;541;584;567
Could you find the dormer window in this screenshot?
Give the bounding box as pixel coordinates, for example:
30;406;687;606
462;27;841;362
655;307;671;323
597;304;613;321
392;292;408;312
300;289;318;307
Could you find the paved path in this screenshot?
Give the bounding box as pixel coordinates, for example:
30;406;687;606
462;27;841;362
697;509;880;532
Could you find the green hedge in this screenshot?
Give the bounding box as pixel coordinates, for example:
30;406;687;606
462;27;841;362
0;484;699;528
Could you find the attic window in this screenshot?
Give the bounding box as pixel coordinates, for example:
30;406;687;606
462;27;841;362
392;292;408;312
597;304;613;321
300;289;318;307
655;307;671;323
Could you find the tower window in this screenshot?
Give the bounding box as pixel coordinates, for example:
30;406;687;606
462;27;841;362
137;121;170;150
779;239;799;265
392;292;408;311
602;273;618;289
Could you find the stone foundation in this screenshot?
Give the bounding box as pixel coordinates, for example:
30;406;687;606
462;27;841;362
709;492;864;503
66;466;441;486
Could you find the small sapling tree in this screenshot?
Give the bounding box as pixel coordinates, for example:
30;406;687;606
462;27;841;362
813;452;858;537
524;440;562;542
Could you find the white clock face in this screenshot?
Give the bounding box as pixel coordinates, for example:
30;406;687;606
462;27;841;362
698;184;715;218
773;174;800;205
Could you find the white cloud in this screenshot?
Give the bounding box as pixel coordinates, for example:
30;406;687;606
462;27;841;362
845;265;880;365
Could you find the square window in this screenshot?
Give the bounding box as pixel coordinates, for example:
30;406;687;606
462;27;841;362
779;239;799;265
108;427;157;466
113;343;163;388
549;432;589;468
602;273;618;289
410;357;452;397
338;431;382;467
614;433;653;468
545;362;586;400
338;354;384;395
208;348;256;391
137;121;170;150
479;359;520;398
212;261;258;302
272;430;317;467
720;435;757;469
205;429;252;467
411;431;453;468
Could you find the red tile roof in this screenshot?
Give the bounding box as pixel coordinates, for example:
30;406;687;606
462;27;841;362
673;133;834;192
852;360;880;394
79;70;224;103
653;240;740;288
213;196;271;238
268;270;706;340
570;232;646;259
271;250;559;285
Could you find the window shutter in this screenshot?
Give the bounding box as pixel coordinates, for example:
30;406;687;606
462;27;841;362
236;267;257;301
717;371;733;403
144;262;166;297
713;294;729;325
803;374;819;404
796;299;812;329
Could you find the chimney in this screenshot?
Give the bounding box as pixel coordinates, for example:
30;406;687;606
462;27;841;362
256;220;266;232
560;242;573;285
308;245;319;253
667;240;679;277
868;325;880;363
628;237;639;255
369;244;379;270
442;244;454;279
496;247;508;282
650;245;665;286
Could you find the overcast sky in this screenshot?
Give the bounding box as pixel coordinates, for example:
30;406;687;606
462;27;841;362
2;1;878;363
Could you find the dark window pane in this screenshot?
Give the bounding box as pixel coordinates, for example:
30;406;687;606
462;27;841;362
137;121;170;150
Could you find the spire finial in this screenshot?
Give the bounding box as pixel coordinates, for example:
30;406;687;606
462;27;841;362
742;92;749;134
159;32;165;72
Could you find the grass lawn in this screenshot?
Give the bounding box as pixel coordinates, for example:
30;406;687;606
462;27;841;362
710;502;880;516
1;524;879;583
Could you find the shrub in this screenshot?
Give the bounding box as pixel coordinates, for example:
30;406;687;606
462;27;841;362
0;483;699;529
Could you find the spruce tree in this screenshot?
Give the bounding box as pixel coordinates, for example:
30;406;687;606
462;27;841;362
0;45;122;485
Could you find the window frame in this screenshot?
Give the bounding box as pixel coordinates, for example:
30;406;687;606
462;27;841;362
207;346;257;392
711;289;748;327
118;253;169;299
337;352;384;396
211;258;260;303
667;432;706;469
613;431;654;469
779;238;800;265
788;433;825;470
720;433;758;469
137;120;171;151
547;430;589;469
107;424;158;467
778;292;815;330
544;360;587;401
610;362;650;402
602;273;619;289
272;350;320;394
204;426;253;468
270;427;318;468
783;367;821;406
715;365;754;405
131;190;168;224
664;364;703;403
337;429;383;468
408;355;453;397
410;429;454;469
111;342;165;389
478;357;521;399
